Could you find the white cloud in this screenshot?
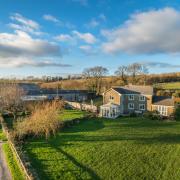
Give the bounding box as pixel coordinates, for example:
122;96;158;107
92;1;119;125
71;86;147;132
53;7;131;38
142;61;180;68
0;57;71;68
43;14;75;29
102;8;180;54
0;30;70;68
54;34;73;42
85;14;106;29
86;19;99;28
79;45;97;55
43;14;60;23
0;30;60;57
10;13;39;29
99;13;106;21
9;13;42;35
72;30;97;44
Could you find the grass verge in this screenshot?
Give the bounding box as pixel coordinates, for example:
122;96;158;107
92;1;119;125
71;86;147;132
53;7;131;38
3;143;25;180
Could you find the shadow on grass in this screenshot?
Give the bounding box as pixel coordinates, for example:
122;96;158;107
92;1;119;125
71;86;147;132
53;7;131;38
50;143;101;180
23;118;180;179
63;118;105;133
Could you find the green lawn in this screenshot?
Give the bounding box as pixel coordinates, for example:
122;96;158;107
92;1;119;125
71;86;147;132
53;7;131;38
0;124;6;141
60;109;88;121
154;82;180;90
22;117;180;180
3;143;25;180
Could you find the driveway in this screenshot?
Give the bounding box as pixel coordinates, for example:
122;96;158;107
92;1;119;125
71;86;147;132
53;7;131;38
0;141;12;180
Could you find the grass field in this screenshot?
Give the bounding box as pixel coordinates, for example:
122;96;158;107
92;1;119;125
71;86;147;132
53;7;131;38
22;117;180;180
0;124;6;141
60;109;88;121
3;143;25;180
154;82;180;90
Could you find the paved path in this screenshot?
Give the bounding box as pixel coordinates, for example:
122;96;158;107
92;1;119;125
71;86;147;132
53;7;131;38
0;141;12;180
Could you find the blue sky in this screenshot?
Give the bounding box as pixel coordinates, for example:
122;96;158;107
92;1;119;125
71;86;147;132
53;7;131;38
0;0;180;77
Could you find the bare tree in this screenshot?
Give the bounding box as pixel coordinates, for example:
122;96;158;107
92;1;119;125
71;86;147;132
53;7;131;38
127;63;148;84
115;66;128;84
83;66;108;95
0;83;25;119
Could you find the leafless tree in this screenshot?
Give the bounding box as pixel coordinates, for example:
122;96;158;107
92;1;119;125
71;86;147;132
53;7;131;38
83;66;108;95
0;83;25;119
115;66;128;84
127;63;148;84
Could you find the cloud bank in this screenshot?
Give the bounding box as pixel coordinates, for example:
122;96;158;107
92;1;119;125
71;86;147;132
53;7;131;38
102;8;180;54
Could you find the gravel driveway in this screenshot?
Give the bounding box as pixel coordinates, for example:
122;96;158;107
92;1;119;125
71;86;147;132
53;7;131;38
0;141;12;180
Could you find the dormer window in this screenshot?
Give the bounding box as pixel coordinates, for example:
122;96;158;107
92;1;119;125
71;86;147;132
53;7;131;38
139;95;145;101
128;95;134;100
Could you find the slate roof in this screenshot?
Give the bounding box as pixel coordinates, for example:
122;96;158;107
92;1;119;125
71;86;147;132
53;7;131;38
112;85;154;95
25;89;89;96
18;83;90;96
152;96;175;106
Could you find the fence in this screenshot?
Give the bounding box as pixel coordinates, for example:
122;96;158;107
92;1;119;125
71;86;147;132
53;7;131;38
0;116;37;180
65;101;98;113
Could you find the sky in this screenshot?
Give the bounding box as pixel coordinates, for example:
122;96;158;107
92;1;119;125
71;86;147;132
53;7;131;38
0;0;180;77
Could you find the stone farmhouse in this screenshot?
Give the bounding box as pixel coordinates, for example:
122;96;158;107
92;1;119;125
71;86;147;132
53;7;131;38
100;85;175;118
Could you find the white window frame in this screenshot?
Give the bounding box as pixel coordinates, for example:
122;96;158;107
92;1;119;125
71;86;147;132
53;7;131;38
128;95;134;100
139;95;145;101
157;105;168;116
139;104;145;110
128;103;134;109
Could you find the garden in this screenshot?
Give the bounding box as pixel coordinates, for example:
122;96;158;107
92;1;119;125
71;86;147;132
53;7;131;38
21;116;180;180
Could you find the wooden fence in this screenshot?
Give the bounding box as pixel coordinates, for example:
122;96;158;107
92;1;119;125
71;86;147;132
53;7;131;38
0;116;37;180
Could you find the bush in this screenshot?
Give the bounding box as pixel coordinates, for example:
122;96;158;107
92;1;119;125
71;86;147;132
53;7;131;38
129;112;137;117
14;101;64;140
174;106;180;121
143;111;162;120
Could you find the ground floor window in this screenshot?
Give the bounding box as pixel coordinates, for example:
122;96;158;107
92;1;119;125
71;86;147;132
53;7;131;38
139;104;145;110
157;106;168;116
128;103;134;110
100;105;120;118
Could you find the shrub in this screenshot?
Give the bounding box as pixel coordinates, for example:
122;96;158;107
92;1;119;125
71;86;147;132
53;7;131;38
143;110;162;120
129;112;137;117
174;106;180;121
14;101;64;140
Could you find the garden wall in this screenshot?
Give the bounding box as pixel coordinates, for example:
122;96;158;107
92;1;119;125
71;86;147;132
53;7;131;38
65;101;98;113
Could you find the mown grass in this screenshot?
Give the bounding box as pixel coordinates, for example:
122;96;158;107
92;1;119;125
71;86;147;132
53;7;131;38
60;109;88;121
3;143;25;180
154;82;180;90
22;117;180;180
0;124;6;141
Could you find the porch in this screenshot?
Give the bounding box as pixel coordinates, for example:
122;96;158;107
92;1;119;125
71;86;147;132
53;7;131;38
100;103;121;119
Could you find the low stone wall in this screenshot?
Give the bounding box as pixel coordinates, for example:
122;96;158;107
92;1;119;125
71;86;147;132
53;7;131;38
0;116;38;180
65;101;98;113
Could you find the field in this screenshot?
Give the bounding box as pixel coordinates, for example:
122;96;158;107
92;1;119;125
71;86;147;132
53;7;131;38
61;109;88;121
22;117;180;180
154;82;180;90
